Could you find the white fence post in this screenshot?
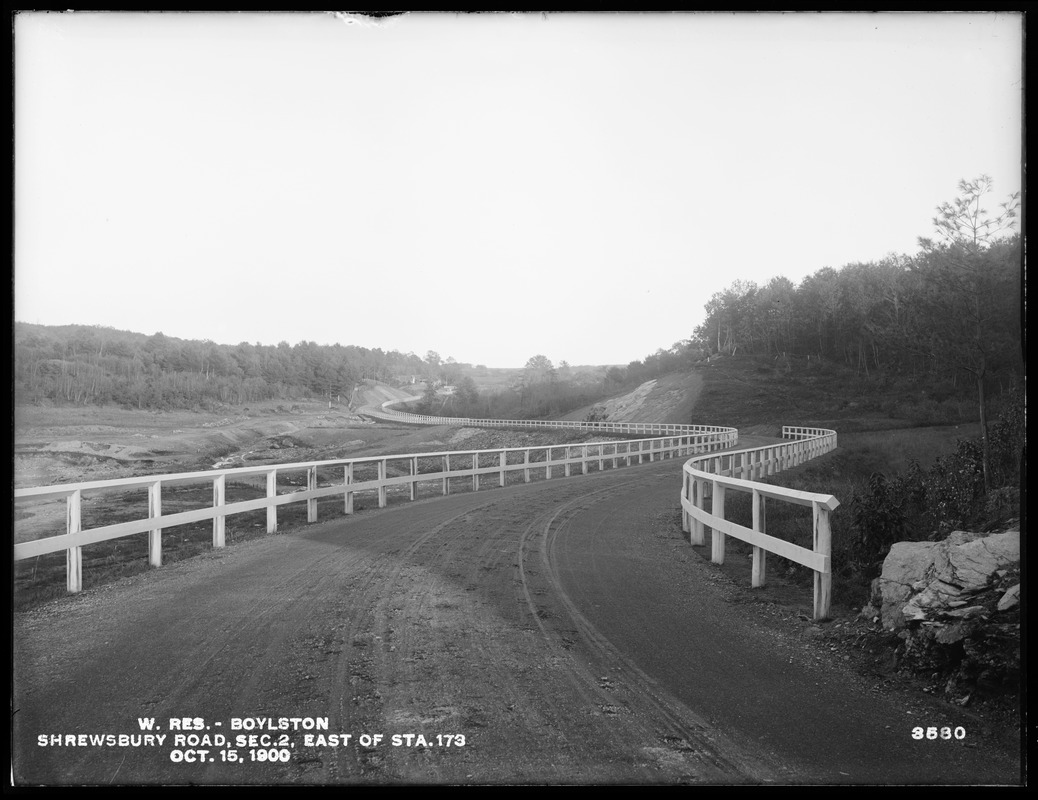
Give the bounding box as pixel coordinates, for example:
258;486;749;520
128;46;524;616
213;474;226;548
307;466;318;523
682;472;691;535
690;479;705;546
378;459;388;507
148;480;162;567
411;457;419;501
710;479;725;564
344;463;354;515
813;502;833;621
266;470;278;533
751;489;766;587
66;490;82;593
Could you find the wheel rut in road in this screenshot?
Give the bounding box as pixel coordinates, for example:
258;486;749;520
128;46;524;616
13;457;1021;785
517;478;781;783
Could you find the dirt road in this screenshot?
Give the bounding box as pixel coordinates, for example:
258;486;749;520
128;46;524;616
12;458;1021;785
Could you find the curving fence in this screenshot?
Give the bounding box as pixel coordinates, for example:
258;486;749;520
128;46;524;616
15;398;837;616
13;406;737;596
361;397;731;437
680;426;839;620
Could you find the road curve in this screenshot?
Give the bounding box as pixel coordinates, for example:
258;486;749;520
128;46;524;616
12;457;1021;785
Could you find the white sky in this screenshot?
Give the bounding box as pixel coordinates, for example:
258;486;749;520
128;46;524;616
14;11;1023;369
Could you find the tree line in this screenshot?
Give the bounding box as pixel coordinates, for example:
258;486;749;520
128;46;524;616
692;178;1020;377
15;175;1021;462
690;176;1022;489
12;319;665;415
414;355;612;420
13;326;437;409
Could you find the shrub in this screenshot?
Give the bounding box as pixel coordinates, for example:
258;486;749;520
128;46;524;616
924;438;985;533
846;462;927;574
838;393;1022;601
988;389;1025;487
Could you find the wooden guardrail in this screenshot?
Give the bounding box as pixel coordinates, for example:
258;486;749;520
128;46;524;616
15;420;738;595
17;395;838;610
680;426;839;620
362;398;730;437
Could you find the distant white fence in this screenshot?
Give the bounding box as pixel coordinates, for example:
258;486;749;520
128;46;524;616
680;426;839;620
15;422;738;595
363;398;730;437
16;396;839;612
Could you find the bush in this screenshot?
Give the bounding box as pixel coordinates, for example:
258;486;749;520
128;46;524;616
924;438;985;533
988;388;1025;487
836;392;1022;602
846;462;927;573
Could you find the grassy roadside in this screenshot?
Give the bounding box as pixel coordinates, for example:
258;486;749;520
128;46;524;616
685;355;1022;740
691;352;988;431
693;354;1021;608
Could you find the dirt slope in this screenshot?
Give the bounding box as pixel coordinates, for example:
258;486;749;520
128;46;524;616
352;379;421;411
15;384;421;489
561;372;704;425
14;403;368;487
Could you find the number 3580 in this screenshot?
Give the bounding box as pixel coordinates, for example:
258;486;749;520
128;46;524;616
912;726;966;740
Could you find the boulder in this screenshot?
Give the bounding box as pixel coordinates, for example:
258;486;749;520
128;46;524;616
997;584;1021;612
867;530;1021;704
932;530;1020;592
868;540;942;629
868;530;1019;630
900;580;971;623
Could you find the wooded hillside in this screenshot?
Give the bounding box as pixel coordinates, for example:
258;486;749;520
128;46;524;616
14;178;1022;423
13;326;430;408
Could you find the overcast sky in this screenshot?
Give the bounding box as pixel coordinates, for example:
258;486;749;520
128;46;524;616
14;11;1022;368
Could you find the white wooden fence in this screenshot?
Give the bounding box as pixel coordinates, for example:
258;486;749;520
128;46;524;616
17;397;840;612
15;421;738;595
680;426;839;620
363;398;729;437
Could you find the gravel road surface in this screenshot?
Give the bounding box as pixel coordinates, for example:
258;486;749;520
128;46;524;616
12;457;1022;785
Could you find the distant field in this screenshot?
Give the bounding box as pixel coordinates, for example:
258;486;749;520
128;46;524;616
469;369;523;392
835;423;981;476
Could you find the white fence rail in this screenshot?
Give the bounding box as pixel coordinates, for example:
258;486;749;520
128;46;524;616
15;425;738;595
17;395;839;611
363;398;732;437
680;426;839;620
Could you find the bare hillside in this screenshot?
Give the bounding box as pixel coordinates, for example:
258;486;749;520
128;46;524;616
351;379;421;410
560;372;704;425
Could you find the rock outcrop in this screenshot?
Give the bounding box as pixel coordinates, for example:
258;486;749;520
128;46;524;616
861;529;1021;704
865;530;1020;630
